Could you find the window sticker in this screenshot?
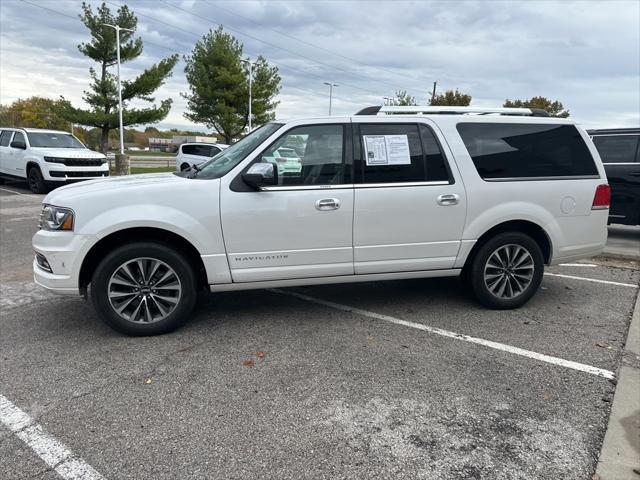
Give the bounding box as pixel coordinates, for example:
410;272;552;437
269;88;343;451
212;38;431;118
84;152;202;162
363;134;411;166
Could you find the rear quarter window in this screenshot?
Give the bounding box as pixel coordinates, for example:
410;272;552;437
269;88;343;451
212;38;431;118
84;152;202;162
592;135;639;163
456;123;599;180
181;144;214;157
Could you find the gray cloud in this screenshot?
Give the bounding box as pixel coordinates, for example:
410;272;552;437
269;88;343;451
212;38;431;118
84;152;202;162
1;0;638;131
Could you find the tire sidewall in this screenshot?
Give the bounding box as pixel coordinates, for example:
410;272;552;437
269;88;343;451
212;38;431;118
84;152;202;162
470;232;544;309
91;242;197;335
28;167;46;194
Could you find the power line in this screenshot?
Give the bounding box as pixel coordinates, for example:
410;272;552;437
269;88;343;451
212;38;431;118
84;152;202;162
17;0;369;112
19;0;179;55
200;0;421;92
153;0;386;97
104;0;382;98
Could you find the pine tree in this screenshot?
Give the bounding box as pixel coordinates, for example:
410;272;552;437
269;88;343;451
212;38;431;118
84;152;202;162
56;2;178;159
183;27;281;144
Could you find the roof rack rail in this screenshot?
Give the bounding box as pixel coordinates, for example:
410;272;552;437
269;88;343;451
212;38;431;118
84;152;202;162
354;106;550;117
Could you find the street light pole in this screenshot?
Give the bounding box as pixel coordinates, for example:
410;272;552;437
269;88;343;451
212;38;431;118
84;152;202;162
323;82;338;115
241;58;257;132
103;23;133;155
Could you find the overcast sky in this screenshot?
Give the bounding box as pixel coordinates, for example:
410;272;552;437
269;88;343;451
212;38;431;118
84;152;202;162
1;0;639;133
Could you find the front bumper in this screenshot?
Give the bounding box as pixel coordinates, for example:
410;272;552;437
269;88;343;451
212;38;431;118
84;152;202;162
42;164;109;182
32;230;98;295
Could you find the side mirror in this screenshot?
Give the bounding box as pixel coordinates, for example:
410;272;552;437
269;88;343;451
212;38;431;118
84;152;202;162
242;162;277;189
11;140;26;150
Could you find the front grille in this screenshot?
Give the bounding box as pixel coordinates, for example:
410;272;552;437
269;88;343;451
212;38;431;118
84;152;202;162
49;171;109;178
45;158;105;166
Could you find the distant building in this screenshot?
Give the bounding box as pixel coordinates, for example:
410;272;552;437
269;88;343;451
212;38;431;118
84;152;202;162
171;135;218;145
148;137;173;152
148;135;218;152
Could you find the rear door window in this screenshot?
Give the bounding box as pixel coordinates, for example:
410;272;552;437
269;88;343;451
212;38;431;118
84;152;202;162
0;130;13;147
457;123;599;179
592;135;639;163
356;123;451;183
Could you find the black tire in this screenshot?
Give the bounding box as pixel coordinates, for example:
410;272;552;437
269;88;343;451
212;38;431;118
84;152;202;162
180;163;191;171
90;242;197;336
27;167;47;194
468;232;544;309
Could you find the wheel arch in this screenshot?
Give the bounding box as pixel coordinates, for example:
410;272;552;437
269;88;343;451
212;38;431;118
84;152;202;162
462;220;553;270
79;227;208;292
26;161;40;174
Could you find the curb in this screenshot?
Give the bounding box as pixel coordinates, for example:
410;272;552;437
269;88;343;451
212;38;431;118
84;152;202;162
595;289;640;480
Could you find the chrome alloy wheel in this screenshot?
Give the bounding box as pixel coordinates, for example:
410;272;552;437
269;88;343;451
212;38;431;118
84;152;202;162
483;244;535;299
107;257;182;324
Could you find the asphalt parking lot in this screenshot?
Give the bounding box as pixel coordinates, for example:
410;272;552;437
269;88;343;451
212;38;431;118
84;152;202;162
1;182;639;480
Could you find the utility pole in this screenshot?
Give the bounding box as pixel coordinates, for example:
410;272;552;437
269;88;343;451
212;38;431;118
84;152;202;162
323;82;338;115
241;58;258;132
102;23;133;155
431;81;437;104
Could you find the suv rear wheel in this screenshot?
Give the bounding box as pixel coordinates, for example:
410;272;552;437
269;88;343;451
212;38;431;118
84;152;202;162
468;232;544;309
27;166;47;194
90;242;197;335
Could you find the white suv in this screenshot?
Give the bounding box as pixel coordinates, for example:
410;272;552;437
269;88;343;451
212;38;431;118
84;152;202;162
175;142;229;171
0;128;108;193
32;106;610;335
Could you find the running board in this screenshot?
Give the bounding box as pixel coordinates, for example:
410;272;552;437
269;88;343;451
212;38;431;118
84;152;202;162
209;269;461;292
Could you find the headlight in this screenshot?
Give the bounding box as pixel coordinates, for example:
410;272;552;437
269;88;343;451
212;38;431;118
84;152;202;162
43;156;65;164
39;205;74;231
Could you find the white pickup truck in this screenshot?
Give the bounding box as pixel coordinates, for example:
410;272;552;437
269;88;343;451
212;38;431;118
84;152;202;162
32;106;609;336
0;127;108;193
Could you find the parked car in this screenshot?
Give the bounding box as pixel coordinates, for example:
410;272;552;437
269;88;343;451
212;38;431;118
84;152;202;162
0;128;108;193
588;128;639;226
33;106;610;335
262;147;302;175
175;142;229;172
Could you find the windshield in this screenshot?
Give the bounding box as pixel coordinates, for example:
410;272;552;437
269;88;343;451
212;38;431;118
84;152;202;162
188;123;283;179
27;132;85;148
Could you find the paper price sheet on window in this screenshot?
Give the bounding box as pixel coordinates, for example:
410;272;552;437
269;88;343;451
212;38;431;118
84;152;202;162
363;135;411;166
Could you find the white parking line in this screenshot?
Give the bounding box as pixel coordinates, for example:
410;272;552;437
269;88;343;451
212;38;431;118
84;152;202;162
271;289;616;380
0;187;31;196
544;272;639;288
559;263;597;267
0;394;105;480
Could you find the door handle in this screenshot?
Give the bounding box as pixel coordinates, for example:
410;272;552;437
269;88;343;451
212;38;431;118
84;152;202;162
315;198;341;211
436;194;460;206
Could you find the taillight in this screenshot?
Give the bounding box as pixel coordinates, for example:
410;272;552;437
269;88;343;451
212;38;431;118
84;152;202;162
592;184;610;210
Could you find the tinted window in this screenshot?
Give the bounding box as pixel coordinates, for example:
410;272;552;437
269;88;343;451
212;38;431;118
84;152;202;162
12;132;25;146
358;124;450;183
457;123;599;179
181;144;215;157
420;124;451;182
592;135;639;163
0;130;13;147
257;124;344;186
360;124;424;183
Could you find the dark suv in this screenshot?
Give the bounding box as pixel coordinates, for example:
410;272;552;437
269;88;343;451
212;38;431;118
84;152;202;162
589;128;640;226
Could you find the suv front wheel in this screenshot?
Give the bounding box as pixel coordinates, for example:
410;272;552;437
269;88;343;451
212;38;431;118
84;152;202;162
27;167;47;194
91;242;197;335
468;232;544;309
